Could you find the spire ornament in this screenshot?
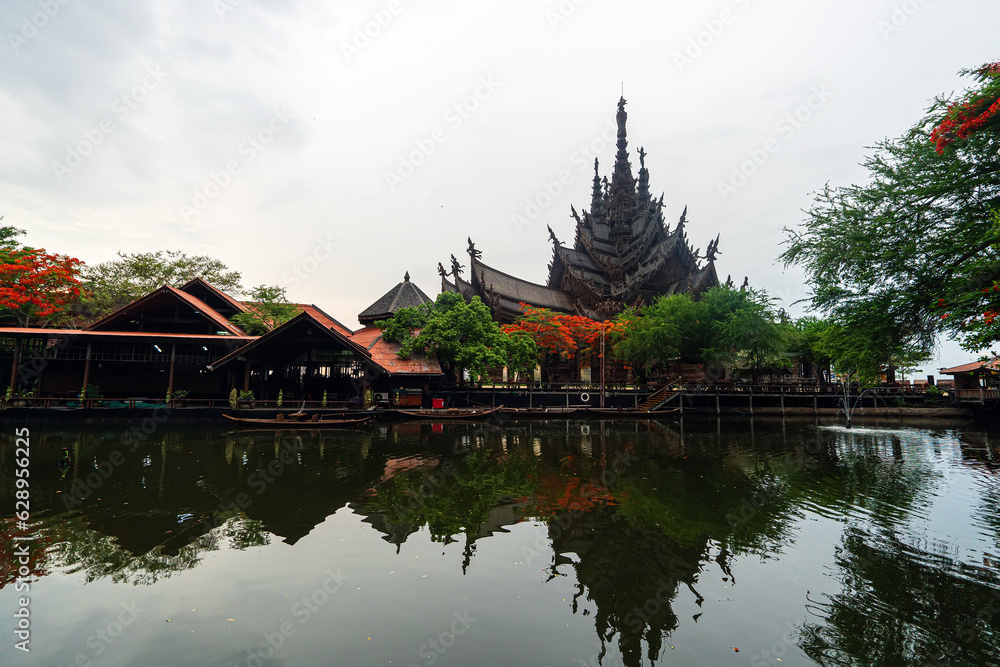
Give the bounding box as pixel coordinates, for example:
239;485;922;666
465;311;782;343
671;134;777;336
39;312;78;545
467;237;482;260
450;254;464;279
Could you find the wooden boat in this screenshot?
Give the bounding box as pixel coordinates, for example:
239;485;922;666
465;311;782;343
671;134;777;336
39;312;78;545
222;413;373;428
394;405;504;420
500;407;581;418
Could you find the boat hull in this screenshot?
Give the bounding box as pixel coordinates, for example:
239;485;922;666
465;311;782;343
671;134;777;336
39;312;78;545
223;414;373;428
394;406;504;420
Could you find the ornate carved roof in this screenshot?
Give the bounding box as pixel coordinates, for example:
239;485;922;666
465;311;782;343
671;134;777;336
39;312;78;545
439;98;721;322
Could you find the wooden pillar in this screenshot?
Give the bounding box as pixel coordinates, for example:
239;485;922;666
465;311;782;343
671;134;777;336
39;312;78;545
167;343;177;396
813;394;818;415
8;339;20;397
80;341;92;407
243;361;251;392
749;392;754;416
780;392;785;416
715;393;720;416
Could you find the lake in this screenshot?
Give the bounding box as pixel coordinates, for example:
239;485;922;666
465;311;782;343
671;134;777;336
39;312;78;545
2;416;999;666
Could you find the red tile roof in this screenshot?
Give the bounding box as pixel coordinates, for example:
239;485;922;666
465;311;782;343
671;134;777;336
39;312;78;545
351;327;443;375
940;359;1000;375
293;304;354;337
179;277;248;315
0;328;252;341
84;285;245;336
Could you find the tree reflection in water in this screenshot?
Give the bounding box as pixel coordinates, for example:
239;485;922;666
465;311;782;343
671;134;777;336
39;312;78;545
4;420;1000;665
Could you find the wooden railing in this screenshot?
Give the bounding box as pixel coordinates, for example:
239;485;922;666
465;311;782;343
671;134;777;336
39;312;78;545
955;388;1000;402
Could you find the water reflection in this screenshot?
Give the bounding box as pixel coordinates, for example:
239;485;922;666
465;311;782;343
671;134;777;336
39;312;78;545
3;419;1000;665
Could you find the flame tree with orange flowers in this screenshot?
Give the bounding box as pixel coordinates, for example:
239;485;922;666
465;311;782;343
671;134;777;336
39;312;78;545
782;61;1000;370
502;304;622;381
0;222;83;327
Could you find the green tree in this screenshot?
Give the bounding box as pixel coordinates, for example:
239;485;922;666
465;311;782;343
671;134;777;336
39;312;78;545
813;303;930;385
0;219;27;251
788;316;835;385
706;288;789;382
229;285;298;335
503;329;540;381
80;250;243;321
611;295;700;380
377;292;512;382
781;62;1000;355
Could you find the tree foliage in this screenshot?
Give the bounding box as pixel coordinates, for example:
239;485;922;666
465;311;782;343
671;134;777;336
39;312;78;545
611;286;789;382
502;303;619;364
80;250;243;321
229;285;298;335
377;292;520;382
0;223;83;327
781;62;1000;355
930;62;1000;154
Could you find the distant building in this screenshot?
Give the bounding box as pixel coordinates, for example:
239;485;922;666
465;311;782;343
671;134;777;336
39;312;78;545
939;358;999;401
441;97;721;323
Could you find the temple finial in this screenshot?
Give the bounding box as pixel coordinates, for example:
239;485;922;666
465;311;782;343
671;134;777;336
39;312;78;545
404;271;410;282
467;237;482;260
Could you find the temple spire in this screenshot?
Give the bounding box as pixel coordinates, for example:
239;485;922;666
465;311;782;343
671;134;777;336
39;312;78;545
608;97;636;240
611;97;634;191
590;158;606;224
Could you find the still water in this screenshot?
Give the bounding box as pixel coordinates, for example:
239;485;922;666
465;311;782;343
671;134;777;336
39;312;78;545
2;417;1000;666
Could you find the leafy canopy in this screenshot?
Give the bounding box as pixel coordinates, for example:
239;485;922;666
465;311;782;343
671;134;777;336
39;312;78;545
782;62;1000;355
229;285;298;335
0;222;83;327
502;303;619;362
611;286;789;381
377;292;524;381
81;250;243;321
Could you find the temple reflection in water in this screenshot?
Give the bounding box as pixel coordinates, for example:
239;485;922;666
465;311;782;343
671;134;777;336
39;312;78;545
4;419;1000;666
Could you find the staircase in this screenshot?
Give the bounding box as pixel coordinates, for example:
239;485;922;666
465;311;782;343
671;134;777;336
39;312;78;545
639;378;682;412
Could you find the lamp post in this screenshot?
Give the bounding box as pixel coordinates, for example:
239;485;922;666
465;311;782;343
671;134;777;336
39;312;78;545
600;327;606;408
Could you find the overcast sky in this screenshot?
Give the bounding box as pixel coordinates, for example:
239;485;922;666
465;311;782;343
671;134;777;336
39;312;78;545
2;0;998;373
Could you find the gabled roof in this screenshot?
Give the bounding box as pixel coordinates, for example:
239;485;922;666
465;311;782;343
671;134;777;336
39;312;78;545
178;278;248;318
85;285;245;336
208;311;374;371
358;273;432;326
940;359;1000;375
293;304;354;337
0;327;252;342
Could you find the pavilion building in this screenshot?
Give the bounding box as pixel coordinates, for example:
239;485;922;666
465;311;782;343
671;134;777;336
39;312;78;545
1;275;441;404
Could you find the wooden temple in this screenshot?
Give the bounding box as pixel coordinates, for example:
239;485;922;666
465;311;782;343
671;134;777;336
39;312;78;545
442;97;720;323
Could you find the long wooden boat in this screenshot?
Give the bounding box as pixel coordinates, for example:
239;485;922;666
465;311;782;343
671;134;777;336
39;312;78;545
223;414;373;428
394;405;504;420
501;407;582;418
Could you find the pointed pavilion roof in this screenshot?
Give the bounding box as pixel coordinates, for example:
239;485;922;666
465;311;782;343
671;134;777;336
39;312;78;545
358;272;432;326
